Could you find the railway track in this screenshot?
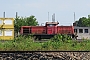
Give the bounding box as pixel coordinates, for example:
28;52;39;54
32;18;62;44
72;39;89;42
34;39;89;43
34;39;49;43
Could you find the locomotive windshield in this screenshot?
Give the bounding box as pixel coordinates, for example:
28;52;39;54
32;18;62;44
48;24;55;26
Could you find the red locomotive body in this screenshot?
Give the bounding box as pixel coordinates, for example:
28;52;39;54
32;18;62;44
20;22;74;40
46;22;58;34
57;26;74;34
31;26;46;34
20;26;31;35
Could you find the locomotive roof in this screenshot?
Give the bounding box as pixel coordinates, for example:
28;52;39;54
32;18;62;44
46;22;59;24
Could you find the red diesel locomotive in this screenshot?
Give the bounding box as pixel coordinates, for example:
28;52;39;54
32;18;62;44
20;22;74;40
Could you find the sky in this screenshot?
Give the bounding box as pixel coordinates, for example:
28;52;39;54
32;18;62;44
0;0;90;26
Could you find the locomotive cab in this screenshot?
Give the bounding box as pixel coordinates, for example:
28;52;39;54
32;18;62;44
45;22;59;34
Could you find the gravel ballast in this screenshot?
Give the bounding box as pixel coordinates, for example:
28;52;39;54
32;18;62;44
0;52;89;60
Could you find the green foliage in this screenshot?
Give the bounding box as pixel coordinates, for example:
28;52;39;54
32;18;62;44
0;34;90;51
50;34;62;42
71;41;77;47
41;42;49;49
14;15;39;33
26;16;39;26
41;34;72;50
51;42;61;50
50;34;72;42
75;16;90;27
0;35;35;51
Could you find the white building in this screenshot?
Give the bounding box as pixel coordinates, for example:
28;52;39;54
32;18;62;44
74;26;90;39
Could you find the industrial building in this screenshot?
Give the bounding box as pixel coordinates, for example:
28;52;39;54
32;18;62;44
0;18;14;40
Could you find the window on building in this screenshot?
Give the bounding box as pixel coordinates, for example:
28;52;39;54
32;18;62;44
0;29;3;36
4;30;12;36
0;20;3;25
4;20;12;25
74;29;77;33
84;29;88;33
79;29;83;33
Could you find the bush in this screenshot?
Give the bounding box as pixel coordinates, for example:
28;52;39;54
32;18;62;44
50;34;72;42
51;42;61;50
1;34;90;51
41;34;64;50
50;34;62;42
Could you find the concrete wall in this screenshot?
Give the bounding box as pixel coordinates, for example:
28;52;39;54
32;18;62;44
74;26;90;39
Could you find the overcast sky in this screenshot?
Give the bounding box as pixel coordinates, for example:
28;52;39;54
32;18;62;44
0;0;90;25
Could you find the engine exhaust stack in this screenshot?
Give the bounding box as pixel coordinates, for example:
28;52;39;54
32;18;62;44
52;13;55;22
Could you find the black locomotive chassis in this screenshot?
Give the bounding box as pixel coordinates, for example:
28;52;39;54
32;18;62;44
21;33;75;40
21;34;56;40
33;34;56;40
33;34;76;40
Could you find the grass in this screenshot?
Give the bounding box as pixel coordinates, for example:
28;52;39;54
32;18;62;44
0;34;90;51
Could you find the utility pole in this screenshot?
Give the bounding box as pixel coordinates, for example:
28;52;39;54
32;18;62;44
74;12;75;22
15;12;19;36
16;12;18;18
3;12;5;25
3;12;5;18
48;12;49;22
73;12;77;26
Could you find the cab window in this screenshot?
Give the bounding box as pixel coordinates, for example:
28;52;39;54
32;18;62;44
48;24;55;26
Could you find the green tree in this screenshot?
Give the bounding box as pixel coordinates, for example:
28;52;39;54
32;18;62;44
74;16;90;27
26;15;39;26
14;16;23;34
14;15;39;35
